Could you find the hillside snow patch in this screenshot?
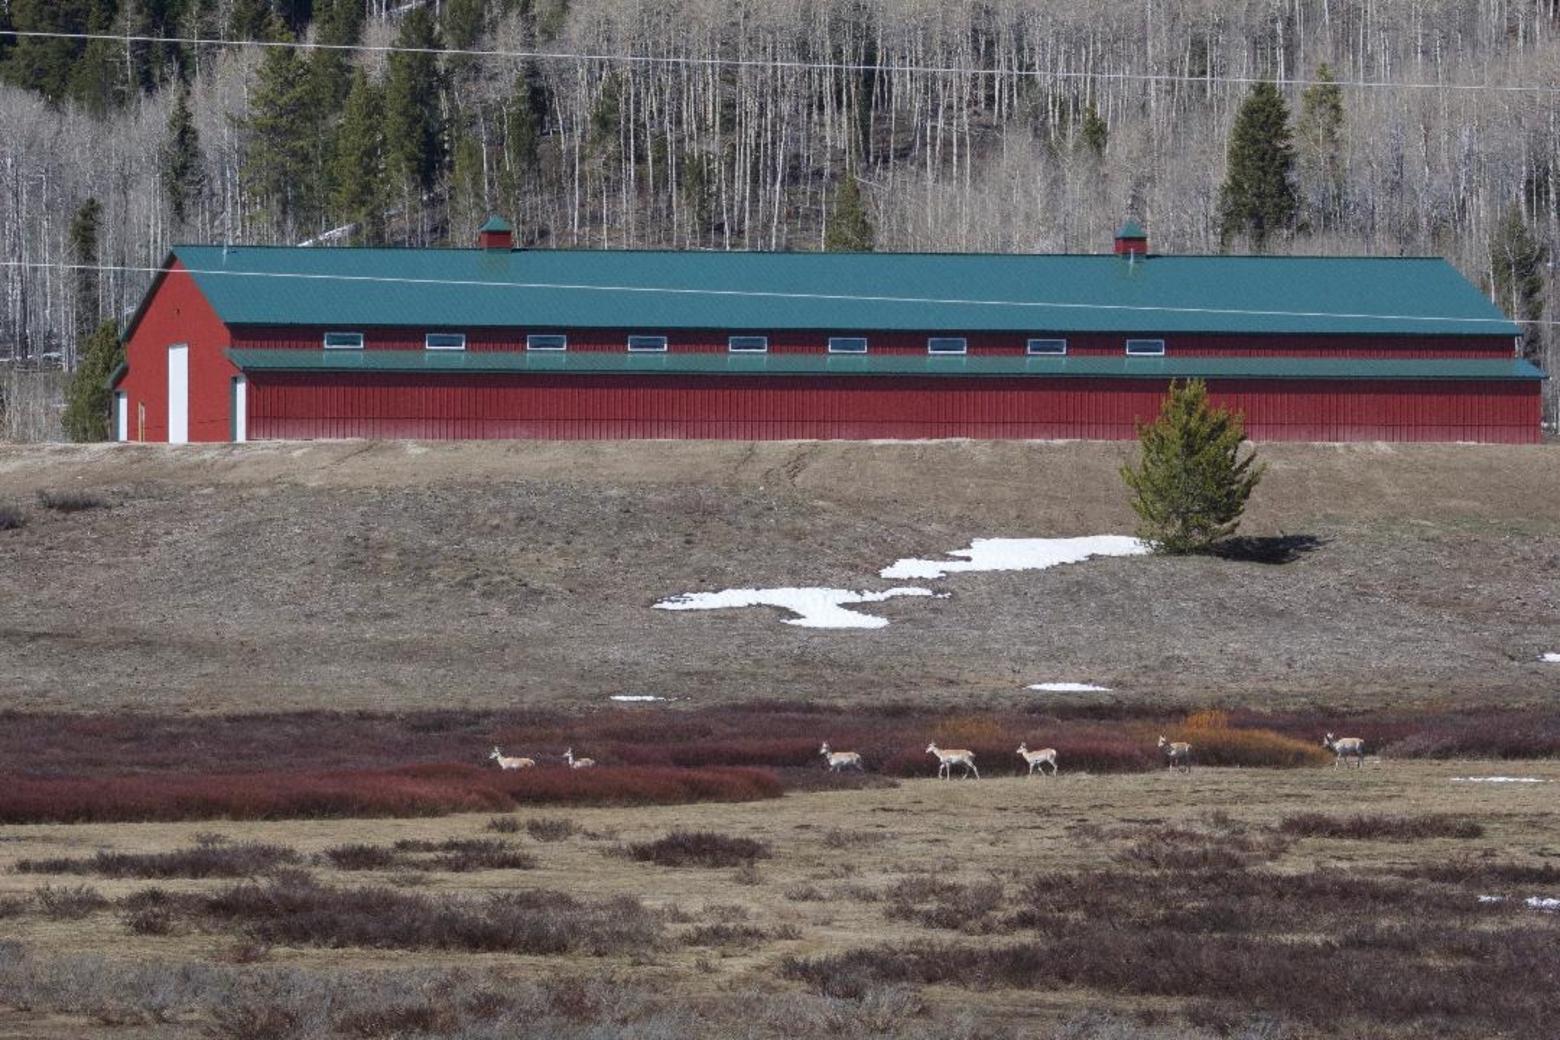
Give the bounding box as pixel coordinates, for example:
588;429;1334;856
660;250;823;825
1029;682;1113;693
1452;776;1546;784
654;587;937;629
1542;652;1560;663
882;536;1148;580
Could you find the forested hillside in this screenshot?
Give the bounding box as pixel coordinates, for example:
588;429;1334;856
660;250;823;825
0;0;1555;419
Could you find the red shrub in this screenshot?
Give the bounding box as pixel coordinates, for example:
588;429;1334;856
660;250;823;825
486;766;783;807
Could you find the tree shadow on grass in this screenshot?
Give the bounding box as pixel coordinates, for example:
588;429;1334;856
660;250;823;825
1210;534;1328;565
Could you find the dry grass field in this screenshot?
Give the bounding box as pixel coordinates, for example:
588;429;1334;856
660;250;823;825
2;439;1559;1037
0;439;1558;714
2;761;1558;1038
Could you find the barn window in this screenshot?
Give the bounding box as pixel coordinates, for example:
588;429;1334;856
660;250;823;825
426;333;467;351
527;334;567;351
1027;338;1067;355
323;331;364;349
928;337;967;355
628;335;668;352
1126;339;1166;356
828;337;868;354
728;336;768;353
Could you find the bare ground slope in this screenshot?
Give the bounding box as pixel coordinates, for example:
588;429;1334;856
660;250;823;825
0;440;1557;714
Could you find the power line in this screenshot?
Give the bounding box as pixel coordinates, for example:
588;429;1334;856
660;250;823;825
0;258;1549;328
3;28;1559;95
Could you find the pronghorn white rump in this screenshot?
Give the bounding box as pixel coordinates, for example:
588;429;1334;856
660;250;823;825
881;535;1147;580
489;747;535;770
1016;743;1058;776
926;743;979;780
1157;735;1192;772
1322;733;1366;768
653;586;936;629
564;747;596;769
819;743;865;772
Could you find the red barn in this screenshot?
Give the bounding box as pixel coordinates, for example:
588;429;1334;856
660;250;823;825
111;221;1544;443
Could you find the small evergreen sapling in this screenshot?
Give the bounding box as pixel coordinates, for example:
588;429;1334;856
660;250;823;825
1121;379;1265;554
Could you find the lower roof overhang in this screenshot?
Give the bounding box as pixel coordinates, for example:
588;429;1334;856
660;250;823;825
226;349;1548;382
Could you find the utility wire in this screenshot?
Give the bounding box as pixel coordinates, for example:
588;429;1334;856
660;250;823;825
0;259;1549;328
3;28;1559;95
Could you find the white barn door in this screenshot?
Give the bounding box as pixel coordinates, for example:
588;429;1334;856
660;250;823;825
232;376;248;443
114;392;128;441
167;344;189;444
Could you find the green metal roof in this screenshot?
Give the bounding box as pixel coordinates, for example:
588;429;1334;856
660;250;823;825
479;215;513;233
1117;219;1147;239
226;349;1545;382
171;245;1521;339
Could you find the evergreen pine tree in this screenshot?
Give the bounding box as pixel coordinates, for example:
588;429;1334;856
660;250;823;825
68;198;102;353
163;85;207;228
824;169;874;252
228;0;272;39
2;0;96;101
243;15;313;238
384;6;444;235
1296;64;1345;230
330;68;387;244
1120;380;1265;555
497;70;541;226
1490;205;1548;362
63;320;123;442
1079;102;1108;157
1217;81;1298;250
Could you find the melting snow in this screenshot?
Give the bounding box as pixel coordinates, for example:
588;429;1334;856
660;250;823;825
882;535;1147;580
1029;682;1113;692
1541;653;1560;663
1453;776;1546;784
1477;895;1560;912
610;695;668;703
654;587;937;629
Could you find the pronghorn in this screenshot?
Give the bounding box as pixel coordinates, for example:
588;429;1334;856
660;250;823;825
563;747;596;769
819;743;865;772
1157;735;1192;773
1323;733;1366;768
926;743;979;780
489;747;535;770
1016;743;1058;777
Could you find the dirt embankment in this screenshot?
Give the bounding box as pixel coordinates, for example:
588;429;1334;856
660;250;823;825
0;440;1557;715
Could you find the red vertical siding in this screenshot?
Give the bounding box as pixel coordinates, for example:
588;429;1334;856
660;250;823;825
246;374;1542;444
119;260;238;442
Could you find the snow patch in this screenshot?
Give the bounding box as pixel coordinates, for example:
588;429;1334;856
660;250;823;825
1029;682;1113;693
654;587;937;629
882;535;1148;580
1452;776;1546;784
1477;895;1560;912
1541;652;1560;663
610;695;668;703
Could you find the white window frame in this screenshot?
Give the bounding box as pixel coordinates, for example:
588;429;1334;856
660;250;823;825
728;336;768;353
627;335;668;353
1027;338;1068;356
927;337;967;355
828;337;868;354
1126;338;1166;356
527;334;567;351
425;333;467;351
323;331;364;349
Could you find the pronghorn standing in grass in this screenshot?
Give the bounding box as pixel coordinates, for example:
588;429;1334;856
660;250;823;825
1323;733;1366;769
563;747;596;769
1016;743;1058;777
489;747;535;770
819;743;865;772
926;743;979;780
1157;736;1192;773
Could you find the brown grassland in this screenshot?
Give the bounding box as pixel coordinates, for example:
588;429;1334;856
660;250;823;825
1;440;1558;1037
